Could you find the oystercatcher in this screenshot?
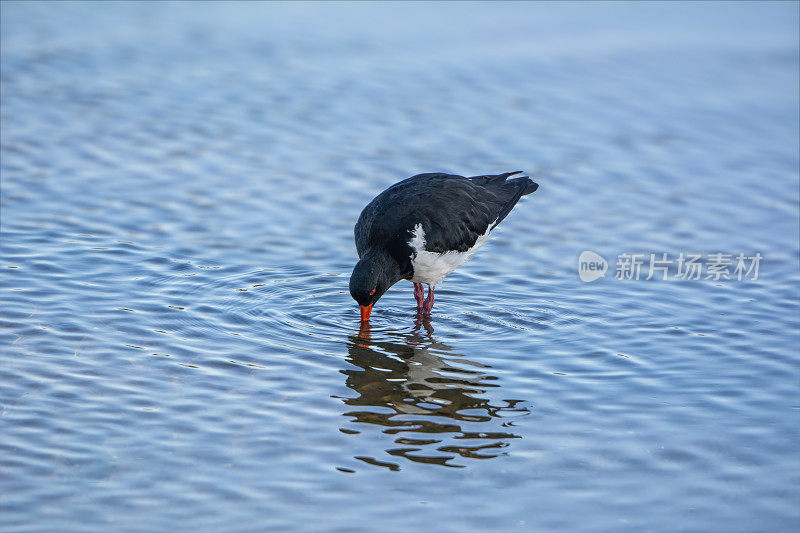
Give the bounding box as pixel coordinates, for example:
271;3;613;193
350;171;538;322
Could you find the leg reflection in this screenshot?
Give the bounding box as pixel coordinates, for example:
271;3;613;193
335;327;529;470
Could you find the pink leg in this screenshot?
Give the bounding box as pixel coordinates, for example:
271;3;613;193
422;285;435;316
413;282;425;312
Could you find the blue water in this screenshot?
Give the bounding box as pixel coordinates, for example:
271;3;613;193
2;2;799;531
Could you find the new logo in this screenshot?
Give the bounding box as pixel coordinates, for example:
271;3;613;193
578;250;608;282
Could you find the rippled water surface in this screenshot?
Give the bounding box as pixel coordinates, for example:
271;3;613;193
2;2;799;531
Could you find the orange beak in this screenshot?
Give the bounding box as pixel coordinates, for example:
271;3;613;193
360;304;373;322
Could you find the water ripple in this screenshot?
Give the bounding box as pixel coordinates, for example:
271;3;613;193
2;2;799;532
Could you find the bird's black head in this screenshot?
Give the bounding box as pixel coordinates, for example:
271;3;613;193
349;259;387;307
349;256;400;321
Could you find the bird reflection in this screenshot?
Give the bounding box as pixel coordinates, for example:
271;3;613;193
336;323;528;470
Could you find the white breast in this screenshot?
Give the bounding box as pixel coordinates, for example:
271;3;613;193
408;222;493;286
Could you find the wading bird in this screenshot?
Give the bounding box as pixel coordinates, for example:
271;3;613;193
349;171;538;322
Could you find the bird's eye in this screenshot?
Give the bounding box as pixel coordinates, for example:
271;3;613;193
369;288;376;296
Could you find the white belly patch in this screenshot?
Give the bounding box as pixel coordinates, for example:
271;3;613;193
408;222;493;286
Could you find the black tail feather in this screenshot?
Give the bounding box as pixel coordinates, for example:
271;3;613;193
465;171;539;230
469;171;537;192
520;178;539;195
467;170;523;187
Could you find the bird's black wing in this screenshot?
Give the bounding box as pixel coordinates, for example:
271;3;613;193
405;175;498;253
355;172;537;261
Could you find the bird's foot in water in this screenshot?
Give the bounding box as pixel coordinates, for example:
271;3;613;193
414;285;435;324
421;285;434;316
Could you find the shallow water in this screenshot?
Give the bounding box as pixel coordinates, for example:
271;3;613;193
1;2;799;531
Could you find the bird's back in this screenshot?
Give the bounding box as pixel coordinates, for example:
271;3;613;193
355;172;537;258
